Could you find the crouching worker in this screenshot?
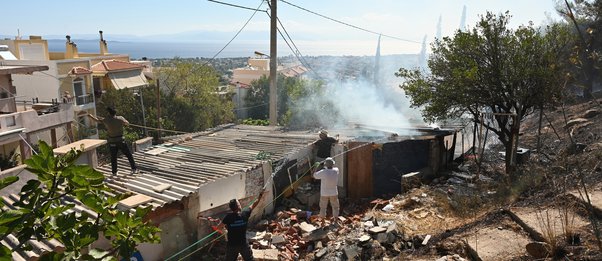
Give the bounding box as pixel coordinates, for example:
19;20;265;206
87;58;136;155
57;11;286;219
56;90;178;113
313;157;340;219
217;191;263;261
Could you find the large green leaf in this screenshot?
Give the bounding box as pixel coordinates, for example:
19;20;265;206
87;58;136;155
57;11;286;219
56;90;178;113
0;244;12;261
0;209;22;225
0;176;18;191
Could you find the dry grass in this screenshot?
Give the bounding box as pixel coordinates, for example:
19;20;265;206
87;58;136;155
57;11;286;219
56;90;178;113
535;209;568;258
558;204;579;245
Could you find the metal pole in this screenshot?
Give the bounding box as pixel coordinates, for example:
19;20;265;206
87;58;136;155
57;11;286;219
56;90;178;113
138;88;148;137
156;79;162;139
269;0;278;126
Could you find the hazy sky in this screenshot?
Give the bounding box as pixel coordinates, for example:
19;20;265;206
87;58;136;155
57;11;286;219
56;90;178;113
0;0;561;55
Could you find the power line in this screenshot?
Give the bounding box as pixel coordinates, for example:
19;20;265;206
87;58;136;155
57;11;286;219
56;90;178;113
280;0;421;44
157;0;265;93
207;0;267;12
274;16;323;80
166;138;388;260
204;0;267;63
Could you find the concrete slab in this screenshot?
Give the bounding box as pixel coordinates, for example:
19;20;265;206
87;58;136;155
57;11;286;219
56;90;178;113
252;249;279;261
119;194;153;208
464;227;531;260
510;207;589;238
53;139;106;154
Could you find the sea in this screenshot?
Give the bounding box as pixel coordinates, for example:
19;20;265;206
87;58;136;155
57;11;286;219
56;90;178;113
47;39;415;59
47;39;277;59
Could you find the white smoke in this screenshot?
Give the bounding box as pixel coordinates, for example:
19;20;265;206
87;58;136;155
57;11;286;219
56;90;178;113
288;55;424;134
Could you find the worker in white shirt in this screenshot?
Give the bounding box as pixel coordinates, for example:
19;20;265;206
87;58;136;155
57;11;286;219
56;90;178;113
312;157;340;219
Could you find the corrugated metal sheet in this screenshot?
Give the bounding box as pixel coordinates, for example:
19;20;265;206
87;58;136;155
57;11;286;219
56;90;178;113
97;125;317;210
0;194;87;261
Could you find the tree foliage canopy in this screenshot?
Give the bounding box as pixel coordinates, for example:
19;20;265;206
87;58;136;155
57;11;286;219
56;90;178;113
0;141;160;260
557;0;602;99
156;59;235;132
397;12;569;170
244;74;331;128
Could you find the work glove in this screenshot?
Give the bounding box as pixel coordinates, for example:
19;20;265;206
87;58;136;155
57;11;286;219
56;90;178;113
313;162;321;168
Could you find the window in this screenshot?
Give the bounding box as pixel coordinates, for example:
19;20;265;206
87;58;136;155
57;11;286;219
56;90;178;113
73;77;89;105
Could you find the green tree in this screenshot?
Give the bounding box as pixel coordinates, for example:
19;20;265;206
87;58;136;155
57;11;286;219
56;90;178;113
0;141;160;260
397;12;568;173
244;74;331;128
156;59;234;132
557;0;602;99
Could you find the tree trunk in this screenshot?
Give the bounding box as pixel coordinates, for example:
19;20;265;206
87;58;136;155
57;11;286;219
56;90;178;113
505;117;520;174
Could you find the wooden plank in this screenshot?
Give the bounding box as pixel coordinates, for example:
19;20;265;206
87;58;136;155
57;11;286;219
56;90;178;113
347;142;373;199
119;194;153;208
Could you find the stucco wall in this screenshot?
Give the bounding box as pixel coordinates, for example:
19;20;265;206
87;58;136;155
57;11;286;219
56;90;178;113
198;173;246;212
6;60;59;101
57;61;88;75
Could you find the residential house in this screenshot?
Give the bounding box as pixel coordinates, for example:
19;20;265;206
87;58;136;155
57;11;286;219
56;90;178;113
0;32;148;141
0;64;74;193
230;53;309;119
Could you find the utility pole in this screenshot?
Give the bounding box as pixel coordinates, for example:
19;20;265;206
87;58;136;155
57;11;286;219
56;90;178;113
156;79;162;139
269;0;278;126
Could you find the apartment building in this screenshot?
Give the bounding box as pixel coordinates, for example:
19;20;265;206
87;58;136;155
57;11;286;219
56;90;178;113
0;32;149;140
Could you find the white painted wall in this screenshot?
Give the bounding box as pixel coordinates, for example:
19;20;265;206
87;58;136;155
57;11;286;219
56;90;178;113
198;173;246;212
4;60;59;101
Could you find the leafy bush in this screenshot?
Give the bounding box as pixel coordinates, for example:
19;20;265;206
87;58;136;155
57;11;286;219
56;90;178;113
242;118;270;126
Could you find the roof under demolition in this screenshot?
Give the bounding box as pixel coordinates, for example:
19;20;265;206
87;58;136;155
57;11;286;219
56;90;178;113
96;124;319;210
98;124;454;211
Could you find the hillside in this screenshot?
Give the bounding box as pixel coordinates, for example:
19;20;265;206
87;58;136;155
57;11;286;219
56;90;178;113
204;98;602;260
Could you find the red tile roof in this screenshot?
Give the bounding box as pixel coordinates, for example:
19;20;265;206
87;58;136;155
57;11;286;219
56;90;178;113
91;60;145;72
280;65;309;78
68;66;92;75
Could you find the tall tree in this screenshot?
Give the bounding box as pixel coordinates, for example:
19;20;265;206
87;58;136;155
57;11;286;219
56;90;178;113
0;141;160;260
156;59;235;132
397;12;568;173
558;0;602;99
244;75;332;128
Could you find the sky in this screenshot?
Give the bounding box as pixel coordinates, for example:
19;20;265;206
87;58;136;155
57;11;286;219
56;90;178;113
0;0;561;56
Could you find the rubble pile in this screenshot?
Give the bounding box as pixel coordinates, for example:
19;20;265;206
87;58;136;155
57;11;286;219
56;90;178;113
247;187;466;260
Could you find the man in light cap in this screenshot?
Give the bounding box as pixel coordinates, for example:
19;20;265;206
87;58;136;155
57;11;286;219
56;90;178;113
312;157;340;219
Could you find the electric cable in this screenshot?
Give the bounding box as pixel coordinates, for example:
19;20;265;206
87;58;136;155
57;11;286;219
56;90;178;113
280;0;421;44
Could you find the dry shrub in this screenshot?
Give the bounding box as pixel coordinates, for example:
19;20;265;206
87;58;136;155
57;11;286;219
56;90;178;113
535;209;567;258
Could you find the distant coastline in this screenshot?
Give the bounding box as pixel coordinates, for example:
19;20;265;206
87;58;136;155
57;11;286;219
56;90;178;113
45;39;418;59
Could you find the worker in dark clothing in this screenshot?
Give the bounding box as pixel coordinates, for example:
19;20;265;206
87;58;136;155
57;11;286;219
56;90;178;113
311;130;339;167
217;193;263;261
88;107;138;175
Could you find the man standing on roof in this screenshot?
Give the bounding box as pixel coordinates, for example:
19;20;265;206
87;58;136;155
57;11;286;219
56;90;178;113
217;193;263;261
311;130;338;167
88;107;138;175
313;157;340;219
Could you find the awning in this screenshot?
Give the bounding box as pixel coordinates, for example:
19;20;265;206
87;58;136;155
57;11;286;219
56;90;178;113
108;70;148;90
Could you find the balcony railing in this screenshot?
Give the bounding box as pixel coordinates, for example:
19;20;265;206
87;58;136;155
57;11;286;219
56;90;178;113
75;94;94;106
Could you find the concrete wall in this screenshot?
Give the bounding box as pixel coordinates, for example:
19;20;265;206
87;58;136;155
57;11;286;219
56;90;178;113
0;39;50;60
0;75;15;113
248;58;269;70
157;194;199;261
18;104;73;132
198;173;246;212
232;69;267;85
5;60;59;101
57;61;89;75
